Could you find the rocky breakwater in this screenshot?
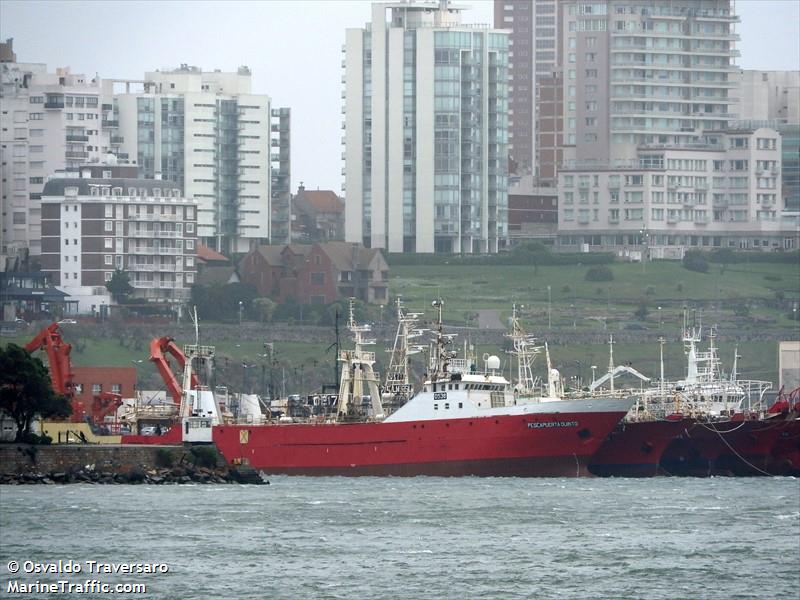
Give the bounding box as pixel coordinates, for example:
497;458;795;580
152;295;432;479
0;444;266;485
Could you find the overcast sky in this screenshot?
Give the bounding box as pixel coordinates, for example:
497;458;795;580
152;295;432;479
1;0;798;192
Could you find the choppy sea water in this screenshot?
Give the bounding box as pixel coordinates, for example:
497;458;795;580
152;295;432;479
1;477;798;599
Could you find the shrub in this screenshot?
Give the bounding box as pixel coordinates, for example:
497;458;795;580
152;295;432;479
585;265;614;282
645;285;656;296
682;251;709;273
189;446;219;469
676;282;684;292
732;303;751;317
561;285;571;294
155;448;174;468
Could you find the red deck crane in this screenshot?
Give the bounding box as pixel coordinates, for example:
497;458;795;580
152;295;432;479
24;323;83;421
149;336;199;405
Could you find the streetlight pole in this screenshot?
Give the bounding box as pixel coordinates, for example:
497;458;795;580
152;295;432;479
639;228;648;274
658;306;662;329
238;301;243;326
547;285;552;329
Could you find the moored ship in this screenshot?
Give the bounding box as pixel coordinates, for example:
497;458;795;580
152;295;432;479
579;336;694;478
212;300;634;477
657;328;775;476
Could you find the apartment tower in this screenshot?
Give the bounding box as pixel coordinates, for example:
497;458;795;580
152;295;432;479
344;0;510;253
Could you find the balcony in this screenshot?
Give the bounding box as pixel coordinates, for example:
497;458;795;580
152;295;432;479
128;212;183;222
102;120;119;128
130;229;182;238
128;263;177;273
110;135;124;144
66;134;89;142
65;151;89;159
45;96;65;109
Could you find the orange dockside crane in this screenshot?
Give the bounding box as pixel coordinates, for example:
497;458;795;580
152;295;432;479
25;323;121;424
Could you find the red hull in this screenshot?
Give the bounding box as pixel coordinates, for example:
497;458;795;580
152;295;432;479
660;418;790;476
212;410;627;477
588;418;693;477
767;418;800;476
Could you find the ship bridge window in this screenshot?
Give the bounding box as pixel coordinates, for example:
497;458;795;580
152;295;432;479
458;402;463;409
434;404;438;410
445;403;449;409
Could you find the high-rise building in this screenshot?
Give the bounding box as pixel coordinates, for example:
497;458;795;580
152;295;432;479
343;0;509;254
270;107;291;245
494;0;559;177
1;39;112;257
560;0;740;166
113;65;289;254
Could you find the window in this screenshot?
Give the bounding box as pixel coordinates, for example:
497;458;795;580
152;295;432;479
104;238;113;249
186;222;194;233
92;384;102;394
310;272;325;285
185;239;194;250
104;255;112;265
104;220;113;232
111;384;121;394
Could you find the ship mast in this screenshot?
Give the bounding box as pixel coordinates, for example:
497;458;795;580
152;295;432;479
381;297;426;414
608;334;615;393
336;299;383;422
506;304;541;396
428;299;456;381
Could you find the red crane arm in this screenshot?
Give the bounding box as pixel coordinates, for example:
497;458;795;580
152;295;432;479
91;391;123;422
149;337;199;405
25;323;74;397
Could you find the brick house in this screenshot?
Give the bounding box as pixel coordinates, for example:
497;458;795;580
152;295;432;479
292;186;344;243
239;242;388;305
71;366;137;420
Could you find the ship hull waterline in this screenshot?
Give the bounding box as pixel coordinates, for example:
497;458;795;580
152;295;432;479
659;418;793;477
213;410;628;478
588;418;693;478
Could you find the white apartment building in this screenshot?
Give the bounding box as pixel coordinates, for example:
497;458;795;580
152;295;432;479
737;70;800;124
1;39;111;257
40;168;198;313
560;0;740;164
344;1;509;254
113;65;284;255
557;126;796;255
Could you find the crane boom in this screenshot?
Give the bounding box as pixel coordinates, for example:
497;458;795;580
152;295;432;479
25;323;74;397
149;336;199;405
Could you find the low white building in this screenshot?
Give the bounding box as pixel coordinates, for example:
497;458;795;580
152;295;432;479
40;166;198;313
557;126;797;257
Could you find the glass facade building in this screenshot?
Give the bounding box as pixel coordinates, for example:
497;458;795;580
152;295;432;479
344;1;509;254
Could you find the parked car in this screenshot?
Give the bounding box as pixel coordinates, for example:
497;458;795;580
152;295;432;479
57;319;77;325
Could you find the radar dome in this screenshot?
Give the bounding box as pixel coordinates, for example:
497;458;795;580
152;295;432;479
487;355;501;370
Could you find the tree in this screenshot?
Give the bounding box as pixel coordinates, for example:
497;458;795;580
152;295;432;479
634;304;649;321
0;344;72;441
105;269;134;303
253;298;277;323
